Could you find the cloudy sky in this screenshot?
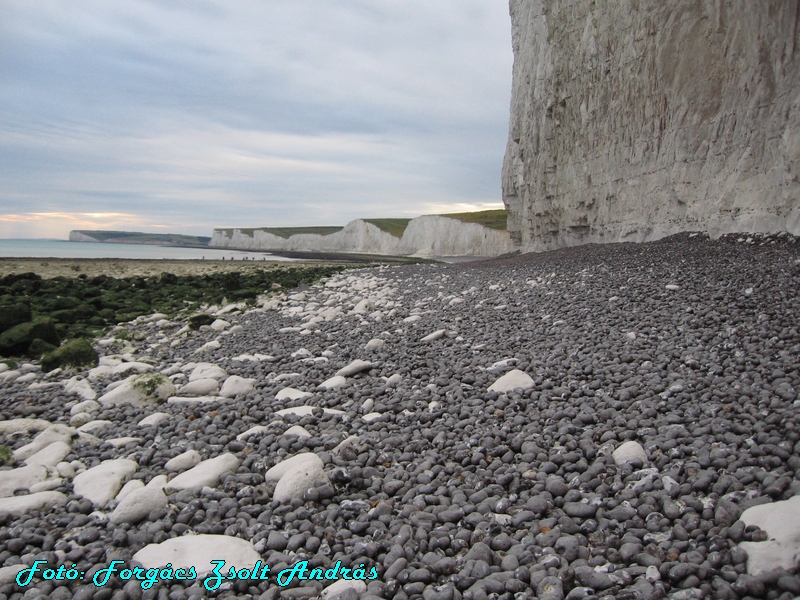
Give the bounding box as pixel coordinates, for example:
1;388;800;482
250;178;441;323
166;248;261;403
0;1;513;239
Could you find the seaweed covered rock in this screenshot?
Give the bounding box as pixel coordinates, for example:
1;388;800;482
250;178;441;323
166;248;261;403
41;338;98;372
28;338;58;358
188;313;214;330
0;303;31;334
0;318;60;357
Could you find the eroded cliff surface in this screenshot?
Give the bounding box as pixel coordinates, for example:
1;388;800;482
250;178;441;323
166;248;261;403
503;0;800;250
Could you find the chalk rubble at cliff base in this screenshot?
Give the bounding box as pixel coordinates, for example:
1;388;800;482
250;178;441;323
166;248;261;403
0;232;798;600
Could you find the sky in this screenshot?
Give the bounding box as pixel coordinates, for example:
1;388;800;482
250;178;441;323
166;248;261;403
0;1;513;239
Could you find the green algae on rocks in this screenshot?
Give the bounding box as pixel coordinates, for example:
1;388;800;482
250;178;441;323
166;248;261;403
0;264;345;359
41;338;98;372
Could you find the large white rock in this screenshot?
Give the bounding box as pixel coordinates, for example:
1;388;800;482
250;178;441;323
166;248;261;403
274;406;343;418
116;479;145;501
138;412;170;427
385;374;403;387
13;424;76;461
109;485;168;525
210;319;230;331
487;369;535;393
77;420;113;434
88;361;153;380
97;374;175;407
275;387;312;401
318;375;347;390
739;495;800;576
70;399;101;415
220;375;255;398
0;465;49;498
420;329;446;342
283;426;312;438
167;396;223;405
365;338;385;351
265;453;324;482
271;455;330;503
189;363;227;381
165;450;202;472
336;360;373;377
0;418;49;436
106;437;141;448
132;535;261;576
321;579;367;600
237;425;269;441
193;340;221;353
23;441;71;468
0;491;67;516
73;459;137;506
180;378;219;396
612;441;648;466
64;377;97;401
167;454;239;490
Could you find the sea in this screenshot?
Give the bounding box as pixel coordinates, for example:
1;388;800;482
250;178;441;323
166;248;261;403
0;239;296;261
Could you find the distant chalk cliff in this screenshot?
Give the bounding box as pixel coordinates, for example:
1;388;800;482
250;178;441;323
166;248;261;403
210;215;514;257
503;0;800;251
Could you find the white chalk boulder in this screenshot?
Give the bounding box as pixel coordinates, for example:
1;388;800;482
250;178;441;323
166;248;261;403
275;387;312;401
0;491;67;516
220;375;255;398
166;454;239;490
612;441;648;466
165;450;202;472
269;453;330;503
132;535;261;577
318;376;347;390
23;441;72;468
365;338;385;351
73;459;137;507
487;369;535;393
109;485;168;525
97;374;175;407
189;363;227;381
283;426;312;438
335;360;373;377
138;412;170;427
13;424;76;461
180;378;219;396
738;495;800;576
420;329;446;342
0;465;49;498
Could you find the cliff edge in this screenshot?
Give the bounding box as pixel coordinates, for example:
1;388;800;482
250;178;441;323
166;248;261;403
503;0;800;251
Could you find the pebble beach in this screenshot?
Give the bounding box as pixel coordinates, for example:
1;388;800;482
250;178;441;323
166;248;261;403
0;231;799;600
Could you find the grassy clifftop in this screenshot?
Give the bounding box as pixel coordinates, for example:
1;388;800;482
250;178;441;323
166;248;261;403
435;209;507;230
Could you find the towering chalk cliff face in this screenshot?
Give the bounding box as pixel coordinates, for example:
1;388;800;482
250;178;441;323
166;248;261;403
503;0;800;250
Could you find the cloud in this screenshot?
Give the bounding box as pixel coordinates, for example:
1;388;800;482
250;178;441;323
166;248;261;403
0;1;513;238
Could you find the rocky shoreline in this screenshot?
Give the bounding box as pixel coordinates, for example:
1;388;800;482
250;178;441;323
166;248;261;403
0;232;798;600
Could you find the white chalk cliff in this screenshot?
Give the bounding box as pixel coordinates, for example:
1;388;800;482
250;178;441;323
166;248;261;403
502;1;800;251
210;217;514;257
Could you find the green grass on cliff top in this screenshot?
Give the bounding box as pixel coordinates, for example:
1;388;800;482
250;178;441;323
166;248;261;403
363;219;412;238
435;209;507;230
